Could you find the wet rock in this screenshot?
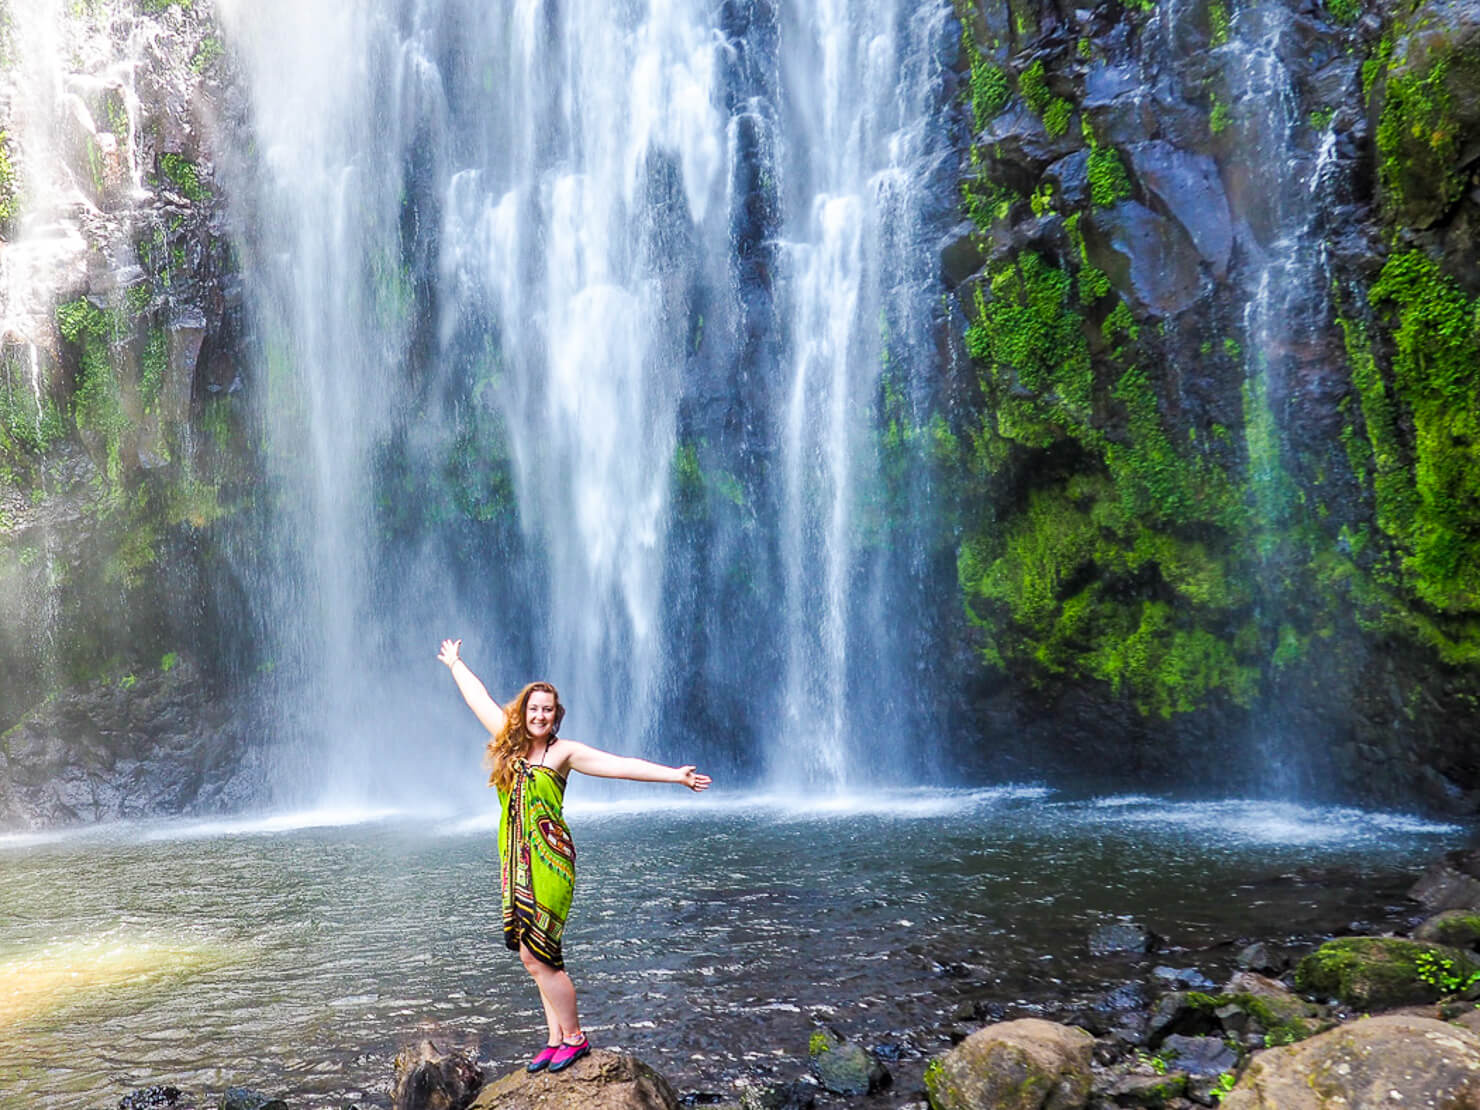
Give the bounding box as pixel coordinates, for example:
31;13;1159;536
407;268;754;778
1414;908;1480;950
469;1049;676;1110
118;1089;192;1110
220;1090;288;1110
1221;1014;1480;1109
392;1041;483;1110
1044;150;1091;208
940;222;986;288
1088;921;1154;956
1145;992;1219;1045
1371;0;1480;229
1295;936;1480;1009
1105;1071;1189;1107
1151;967;1215;991
1125;142;1232;277
1233;943;1279;975
1083;201;1202;316
808;1029;888;1096
924;1018;1093;1110
1157;1034;1235;1077
735;1078;816;1110
1411;851;1480;911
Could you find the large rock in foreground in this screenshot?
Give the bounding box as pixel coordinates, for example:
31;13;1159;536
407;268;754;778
1221;1014;1480;1109
924;1018;1092;1110
469;1050;678;1110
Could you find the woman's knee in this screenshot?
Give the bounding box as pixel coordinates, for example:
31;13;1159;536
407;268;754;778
519;945;546;975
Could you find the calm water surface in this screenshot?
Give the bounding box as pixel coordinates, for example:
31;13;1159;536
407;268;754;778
0;788;1466;1108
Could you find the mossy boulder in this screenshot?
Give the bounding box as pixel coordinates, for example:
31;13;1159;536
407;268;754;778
1218;973;1328;1047
923;1018;1092;1110
1294;936;1480;1009
1415;910;1480;950
807;1029;887;1096
1221;1014;1480;1109
1372;0;1480;228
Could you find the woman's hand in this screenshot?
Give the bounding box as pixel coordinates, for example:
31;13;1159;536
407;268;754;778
677;766;711;792
437;638;462;669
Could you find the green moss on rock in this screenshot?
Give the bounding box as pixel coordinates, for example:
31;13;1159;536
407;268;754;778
1295;937;1480;1009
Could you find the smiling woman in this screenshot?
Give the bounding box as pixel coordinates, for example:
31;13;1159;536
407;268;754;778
437;638;711;1074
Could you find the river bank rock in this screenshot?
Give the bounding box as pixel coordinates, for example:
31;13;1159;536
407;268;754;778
1411;850;1480;911
468;1050;678;1110
0;658;265;829
1220;1013;1480;1109
392;1041;483;1110
807;1029;889;1095
1293;936;1480;1008
1414;909;1480;949
924;1018;1092;1110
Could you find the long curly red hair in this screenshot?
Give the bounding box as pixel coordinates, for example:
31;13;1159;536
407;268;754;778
485;681;565;793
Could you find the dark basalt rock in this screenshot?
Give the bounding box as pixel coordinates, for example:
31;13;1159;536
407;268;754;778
392;1041;483;1110
1089;921;1155;956
1084;200;1203;316
1127;141;1232;277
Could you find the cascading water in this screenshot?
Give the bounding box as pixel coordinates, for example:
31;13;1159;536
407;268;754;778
214;0;955;803
1222;2;1344;795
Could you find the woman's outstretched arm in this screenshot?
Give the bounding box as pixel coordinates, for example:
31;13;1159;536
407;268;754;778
561;741;711;791
437;638;508;736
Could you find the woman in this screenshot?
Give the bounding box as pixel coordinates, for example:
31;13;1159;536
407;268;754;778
437;638;711;1074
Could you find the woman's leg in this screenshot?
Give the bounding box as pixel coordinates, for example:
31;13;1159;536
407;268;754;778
534;980;562;1045
519;943;582;1041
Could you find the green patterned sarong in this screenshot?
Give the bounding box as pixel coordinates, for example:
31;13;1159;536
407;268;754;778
498;759;576;969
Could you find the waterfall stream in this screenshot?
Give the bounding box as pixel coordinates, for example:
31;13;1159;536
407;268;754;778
214;0;954;802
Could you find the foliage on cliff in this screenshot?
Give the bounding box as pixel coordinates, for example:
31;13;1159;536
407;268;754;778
944;0;1480;800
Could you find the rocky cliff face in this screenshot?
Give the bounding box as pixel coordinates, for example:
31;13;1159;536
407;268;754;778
0;0;265;826
943;0;1480;810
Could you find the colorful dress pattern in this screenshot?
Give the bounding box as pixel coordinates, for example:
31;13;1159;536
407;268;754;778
498;758;576;969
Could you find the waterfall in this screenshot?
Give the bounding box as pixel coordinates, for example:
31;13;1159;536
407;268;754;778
213;0;953;801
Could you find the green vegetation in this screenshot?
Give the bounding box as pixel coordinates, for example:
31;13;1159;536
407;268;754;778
0;130;17;227
190;35;223;74
160;651;179;673
58;298;129;490
1326;0;1359;24
968;49;1011;130
1209;95;1232;134
1211;1072;1237;1102
156;152;209;203
1296;937;1480;1008
1020;60;1073;138
1376;56;1459;221
1415;950;1480;994
1087;145;1132;206
1209;1;1230;47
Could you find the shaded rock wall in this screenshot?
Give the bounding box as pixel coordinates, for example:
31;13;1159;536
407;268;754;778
0;0;264;826
943;0;1480;810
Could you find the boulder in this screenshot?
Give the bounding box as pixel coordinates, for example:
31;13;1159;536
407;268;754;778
1372;0;1480;227
1125;142;1232;278
1157;1034;1235;1077
1084;201;1202;317
1220;972;1325;1046
1294;936;1480;1009
1411;851;1480;911
1088;921;1153;956
807;1029;888;1096
220;1090;288;1110
393;1041;484;1110
1104;1071;1188;1107
1414;909;1480;950
1221;1014;1480;1109
923;1019;1093;1110
468;1050;678;1110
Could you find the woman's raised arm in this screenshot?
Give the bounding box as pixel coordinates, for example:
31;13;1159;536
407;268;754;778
561;740;711;791
437;638;508;736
